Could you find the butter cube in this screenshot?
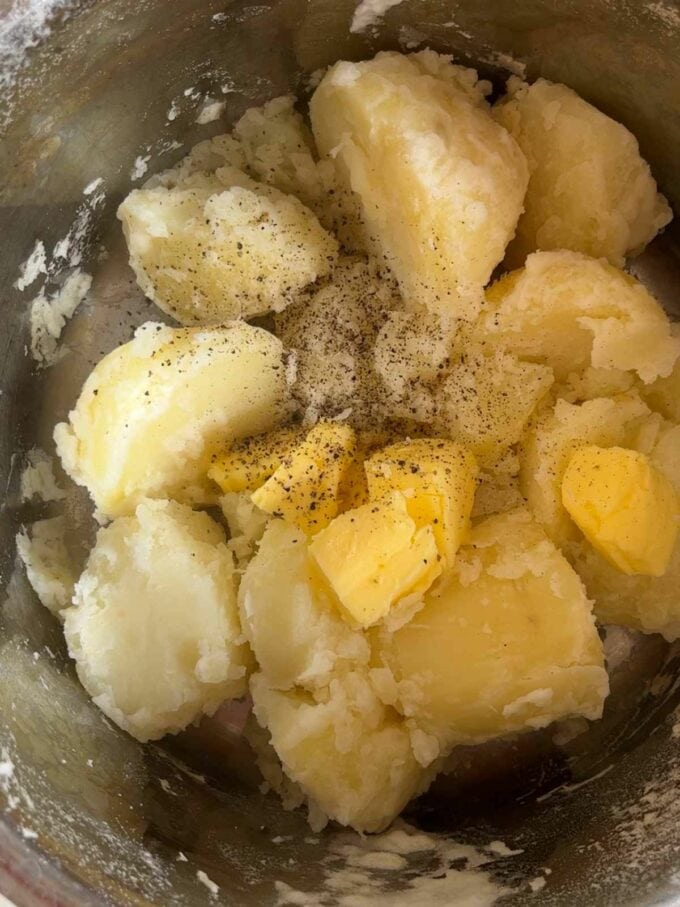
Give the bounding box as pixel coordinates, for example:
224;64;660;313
208;425;305;494
562;445;679;577
251;421;356;534
309;494;442;628
365;439;478;565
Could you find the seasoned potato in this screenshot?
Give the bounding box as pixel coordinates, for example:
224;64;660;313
54;322;289;518
275;256;399;422
310;51;528;319
250;671;431;833
436;343;554;465
483;251;679;383
118;169;338;324
378;509;608;749
495;77;672;266
64;500;251;742
520;394;650;546
239;520;369;690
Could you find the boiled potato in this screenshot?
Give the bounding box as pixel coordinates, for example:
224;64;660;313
275;256;399;422
494;77;672;266
64;500;251;742
119;168;338;324
378;509;608;750
219;492;270;567
520;394;650;546
436;343;554;465
373;311;459;424
310;50;528;319
641;327;680;421
16;517;76;616
54;322;289;518
239;520;369;690
250;671;431;833
483;251;679;384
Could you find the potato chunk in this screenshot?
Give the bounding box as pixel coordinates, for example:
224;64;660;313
520;394;650;546
54;322;288;518
250;671;430;833
365;438;478;565
483;251;679;383
64;500;250;742
436;344;554;465
118;169;337;324
239;521;369;691
494;77;672;266
562;446;678;577
379;509;608;749
310;51;528;319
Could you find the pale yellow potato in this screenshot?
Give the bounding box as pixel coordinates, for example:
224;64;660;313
435;343;554;465
54;321;289;518
378;509;608;749
483;251;679;384
310;50;528;319
118;167;338;325
519;394;650;546
239;520;369;691
571;538;680;642
275;255;399;422
64;500;251;742
373;311;460;424
250;671;432;833
495;77;672;267
16;517;76;616
641;326;680;421
219;492;270;567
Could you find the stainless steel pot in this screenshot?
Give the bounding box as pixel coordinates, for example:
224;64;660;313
1;1;680;904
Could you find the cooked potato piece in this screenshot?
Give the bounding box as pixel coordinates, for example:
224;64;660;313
119;167;338;324
310;50;528;319
483;251;679;383
219;492;270;567
641;329;680;421
16;517;76;616
436;344;554;465
378;509;608;749
275;256;399;422
494;77;672;266
562;446;678;577
373;311;459;423
250;671;431;833
64;500;251;742
54;322;288;518
520;394;650;546
239;520;369;691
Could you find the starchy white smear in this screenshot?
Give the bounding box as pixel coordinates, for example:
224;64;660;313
350;0;404;33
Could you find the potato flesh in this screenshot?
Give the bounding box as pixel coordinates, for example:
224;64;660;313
379;509;608;748
64;500;250;742
310;50;528;319
494;77;672;267
54;322;288;518
118;170;337;324
483;251;680;384
250;672;431;833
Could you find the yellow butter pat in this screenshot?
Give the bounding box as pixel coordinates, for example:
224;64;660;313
251;421;356;534
309;494;442;628
365;439;478;565
562;445;679;577
208;425;305;494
